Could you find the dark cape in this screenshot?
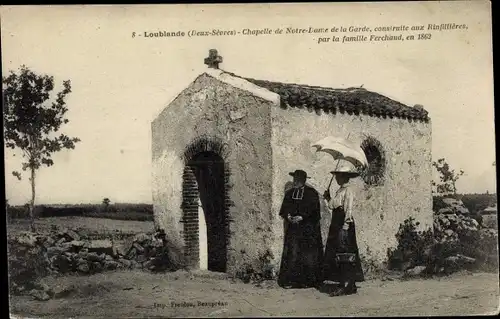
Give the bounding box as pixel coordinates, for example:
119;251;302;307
321;206;364;283
278;185;323;288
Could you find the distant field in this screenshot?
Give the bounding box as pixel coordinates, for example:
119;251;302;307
434;193;497;214
7;203;154;222
7;216;155;239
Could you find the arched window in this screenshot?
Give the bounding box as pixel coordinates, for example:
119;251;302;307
360;136;386;186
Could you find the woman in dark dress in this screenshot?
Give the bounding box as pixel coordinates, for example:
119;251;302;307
322;165;364;296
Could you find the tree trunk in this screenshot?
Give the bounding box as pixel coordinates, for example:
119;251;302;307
29;167;36;232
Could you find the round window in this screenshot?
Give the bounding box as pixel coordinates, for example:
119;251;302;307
360;136;386;186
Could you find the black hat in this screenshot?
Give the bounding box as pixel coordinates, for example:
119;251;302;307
289;169;310;180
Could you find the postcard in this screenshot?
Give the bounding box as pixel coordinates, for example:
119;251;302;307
2;2;498;317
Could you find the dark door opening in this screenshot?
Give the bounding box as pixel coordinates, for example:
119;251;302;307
189;151;227;272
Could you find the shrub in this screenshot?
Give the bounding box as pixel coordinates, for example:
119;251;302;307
387;217;434;271
388;214;499;276
432;196;449;213
360;246;387;278
235;249;276;284
8;232;50;294
460;228;499;271
235;263;262;283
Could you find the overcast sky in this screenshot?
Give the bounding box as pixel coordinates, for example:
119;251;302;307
1;2;495;205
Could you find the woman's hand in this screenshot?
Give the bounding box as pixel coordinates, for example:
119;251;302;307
287;215;303;223
323;190;331;202
340;228;349;247
342;223;349;230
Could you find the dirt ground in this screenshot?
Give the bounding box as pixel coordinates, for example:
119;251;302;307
9;270;499;318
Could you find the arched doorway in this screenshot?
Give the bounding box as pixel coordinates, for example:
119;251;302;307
181;137;230;273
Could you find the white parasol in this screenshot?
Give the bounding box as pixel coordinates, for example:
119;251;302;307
312;134;368;191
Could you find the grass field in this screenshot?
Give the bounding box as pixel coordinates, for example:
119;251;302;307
6;203;154;221
7;216;155;239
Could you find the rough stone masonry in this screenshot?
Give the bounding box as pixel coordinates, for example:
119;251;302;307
151;50;433;276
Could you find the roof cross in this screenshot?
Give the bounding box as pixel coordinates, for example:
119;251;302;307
204;49;223;69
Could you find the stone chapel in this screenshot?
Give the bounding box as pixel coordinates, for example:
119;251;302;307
151;49;433;275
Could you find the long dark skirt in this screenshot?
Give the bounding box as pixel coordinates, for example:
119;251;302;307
278;220;323;288
321;207;364;283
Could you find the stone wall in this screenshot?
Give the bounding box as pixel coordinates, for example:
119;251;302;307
270;106;433;266
151;72;277;274
8;229;185;300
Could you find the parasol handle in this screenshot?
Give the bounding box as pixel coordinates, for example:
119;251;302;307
326;175;334;191
325;132;351;193
326;159;340;193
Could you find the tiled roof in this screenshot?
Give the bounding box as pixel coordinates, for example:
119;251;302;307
222;70;429;122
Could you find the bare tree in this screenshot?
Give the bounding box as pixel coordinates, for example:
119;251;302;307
431;158;464;196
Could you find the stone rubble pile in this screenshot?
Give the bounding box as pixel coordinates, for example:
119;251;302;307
23;282;76;302
479;227;498;239
12;229;177;274
8;228;179;299
432;197;482;242
433;212;479;243
403;197;498;277
436;197;471;216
